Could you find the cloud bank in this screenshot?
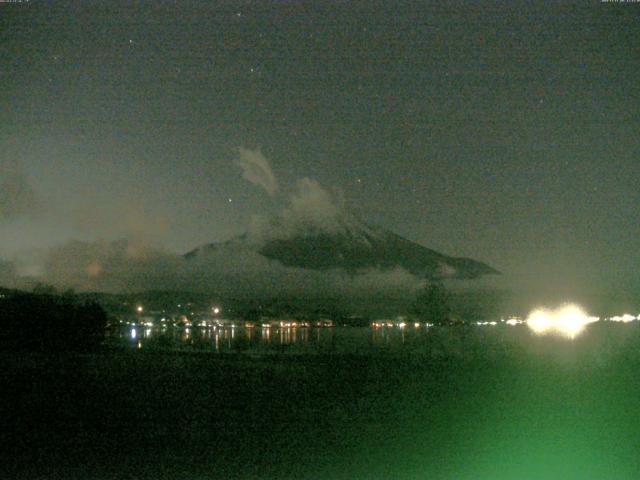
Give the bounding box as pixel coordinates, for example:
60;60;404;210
31;238;423;297
0;149;425;296
0;165;41;220
0;259;17;288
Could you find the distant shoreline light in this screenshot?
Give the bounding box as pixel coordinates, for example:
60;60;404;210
608;314;638;323
526;304;599;339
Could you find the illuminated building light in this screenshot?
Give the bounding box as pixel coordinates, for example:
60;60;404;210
609;314;636;323
526;304;599;339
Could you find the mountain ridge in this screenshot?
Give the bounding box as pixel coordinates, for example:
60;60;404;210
186;216;498;280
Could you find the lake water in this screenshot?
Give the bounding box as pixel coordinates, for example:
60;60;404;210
108;320;640;359
5;321;640;479
110;323;500;355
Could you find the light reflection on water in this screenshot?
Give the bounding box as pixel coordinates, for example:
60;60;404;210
113;324;405;352
108;318;640;356
111;325;344;353
110;323;485;355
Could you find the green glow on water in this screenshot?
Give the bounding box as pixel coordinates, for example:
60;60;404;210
327;331;640;479
5;323;640;479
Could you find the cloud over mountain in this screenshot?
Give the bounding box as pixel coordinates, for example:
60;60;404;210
0;149;495;295
31;237;423;296
0;165;41;221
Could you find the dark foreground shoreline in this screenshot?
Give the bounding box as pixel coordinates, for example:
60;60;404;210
2;332;640;479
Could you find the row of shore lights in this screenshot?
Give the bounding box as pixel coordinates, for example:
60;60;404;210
371;306;640;340
136;305;221;315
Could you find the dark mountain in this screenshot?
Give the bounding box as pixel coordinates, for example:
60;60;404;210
186;216;498;280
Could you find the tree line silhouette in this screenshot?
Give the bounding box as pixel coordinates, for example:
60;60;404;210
0;286;107;352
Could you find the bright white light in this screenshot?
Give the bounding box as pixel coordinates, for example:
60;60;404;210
398;322;406;328
506;318;522;326
213;307;220;315
130;328;137;339
136;305;143;313
526;304;599;339
609;314;636;323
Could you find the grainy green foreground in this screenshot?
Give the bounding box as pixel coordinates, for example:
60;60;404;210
2;326;640;479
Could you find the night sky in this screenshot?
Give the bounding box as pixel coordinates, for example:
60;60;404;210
1;1;639;294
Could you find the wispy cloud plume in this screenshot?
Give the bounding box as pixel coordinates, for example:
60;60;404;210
245;177;347;243
283;178;340;232
234;147;278;196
